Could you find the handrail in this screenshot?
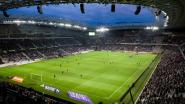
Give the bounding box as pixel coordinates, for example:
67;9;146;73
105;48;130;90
0;36;73;40
178;46;185;61
106;43;179;47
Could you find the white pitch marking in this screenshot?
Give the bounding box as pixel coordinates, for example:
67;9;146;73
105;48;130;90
107;68;142;99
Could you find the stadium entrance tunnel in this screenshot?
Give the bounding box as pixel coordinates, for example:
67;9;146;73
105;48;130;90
0;3;168;31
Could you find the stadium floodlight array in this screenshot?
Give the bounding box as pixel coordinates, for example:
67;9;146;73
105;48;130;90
96;27;109;32
145;26;159;31
64;23;72;27
3;20;88;31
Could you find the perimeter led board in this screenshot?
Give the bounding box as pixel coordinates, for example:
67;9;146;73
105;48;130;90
68;91;92;104
89;32;95;36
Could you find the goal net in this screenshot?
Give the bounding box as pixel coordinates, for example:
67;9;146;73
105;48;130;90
30;73;42;82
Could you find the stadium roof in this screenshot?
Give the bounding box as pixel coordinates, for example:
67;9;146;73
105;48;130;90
0;0;185;31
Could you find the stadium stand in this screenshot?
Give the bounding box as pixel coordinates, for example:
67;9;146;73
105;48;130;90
181;43;185;55
0;37;84;63
0;82;74;104
0;34;185;104
0;0;185;103
163;35;185;45
0;34;184;64
0;58;3;65
137;48;185;104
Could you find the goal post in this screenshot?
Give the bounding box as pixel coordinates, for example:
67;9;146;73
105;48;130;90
30;73;42;82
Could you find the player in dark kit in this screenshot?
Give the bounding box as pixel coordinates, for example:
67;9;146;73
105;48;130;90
80;74;83;78
61;71;64;74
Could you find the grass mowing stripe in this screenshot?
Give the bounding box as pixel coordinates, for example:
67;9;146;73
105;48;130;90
0;51;157;104
107;67;143;99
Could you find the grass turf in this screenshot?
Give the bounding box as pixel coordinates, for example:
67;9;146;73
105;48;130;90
0;51;157;104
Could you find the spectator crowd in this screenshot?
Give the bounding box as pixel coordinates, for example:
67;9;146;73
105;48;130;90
0;82;73;104
0;36;185;104
138;49;185;104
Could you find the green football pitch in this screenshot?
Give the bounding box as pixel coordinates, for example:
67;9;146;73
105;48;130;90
0;51;158;104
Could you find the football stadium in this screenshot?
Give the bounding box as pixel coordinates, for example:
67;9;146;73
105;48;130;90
0;0;185;104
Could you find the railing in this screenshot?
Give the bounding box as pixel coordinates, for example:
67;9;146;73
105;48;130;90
178;46;185;61
119;53;162;104
0;81;75;104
